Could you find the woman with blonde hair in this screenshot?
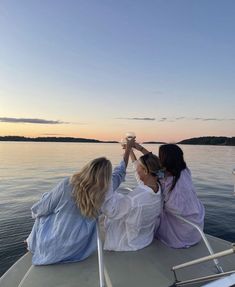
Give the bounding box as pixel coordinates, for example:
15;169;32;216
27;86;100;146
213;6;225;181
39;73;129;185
26;139;134;265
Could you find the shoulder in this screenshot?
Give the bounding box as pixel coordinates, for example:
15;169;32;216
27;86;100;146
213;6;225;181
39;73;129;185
132;184;149;195
178;168;193;186
131;185;161;204
181;167;192;177
63;176;71;186
57;177;71;190
55;177;73;196
162;168;191;186
163;169;194;200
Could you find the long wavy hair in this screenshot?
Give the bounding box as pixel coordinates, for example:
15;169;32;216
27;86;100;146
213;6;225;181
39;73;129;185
159;144;186;191
70;157;112;218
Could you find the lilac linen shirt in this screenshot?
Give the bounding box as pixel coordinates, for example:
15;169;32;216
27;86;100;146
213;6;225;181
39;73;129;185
155;168;205;248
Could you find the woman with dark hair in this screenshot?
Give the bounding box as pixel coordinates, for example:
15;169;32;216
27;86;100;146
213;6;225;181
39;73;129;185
156;144;205;248
159;144;187;191
134;143;205;248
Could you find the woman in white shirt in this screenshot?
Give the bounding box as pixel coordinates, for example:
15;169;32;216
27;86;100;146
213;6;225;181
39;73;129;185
102;150;162;251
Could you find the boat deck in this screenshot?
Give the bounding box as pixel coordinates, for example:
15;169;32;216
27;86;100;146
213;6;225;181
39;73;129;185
0;235;234;287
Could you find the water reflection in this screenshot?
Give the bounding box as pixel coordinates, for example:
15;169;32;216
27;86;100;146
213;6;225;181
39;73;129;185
0;142;235;276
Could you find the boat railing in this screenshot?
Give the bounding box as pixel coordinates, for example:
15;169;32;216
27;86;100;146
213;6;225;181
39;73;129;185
171;213;224;273
96;221;105;287
96;212;233;286
171;244;235;286
233;168;235;194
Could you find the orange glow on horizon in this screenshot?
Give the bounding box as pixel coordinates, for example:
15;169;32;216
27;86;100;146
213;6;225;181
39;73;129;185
0;118;234;144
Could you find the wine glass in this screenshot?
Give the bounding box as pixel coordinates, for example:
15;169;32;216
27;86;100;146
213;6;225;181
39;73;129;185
126;131;136;140
120;138;127;149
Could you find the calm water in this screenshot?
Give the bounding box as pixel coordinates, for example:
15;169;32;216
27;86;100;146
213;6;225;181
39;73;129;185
0;142;235;276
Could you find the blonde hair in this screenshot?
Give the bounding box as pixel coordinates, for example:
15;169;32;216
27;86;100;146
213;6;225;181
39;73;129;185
70;157;112;218
139;152;161;176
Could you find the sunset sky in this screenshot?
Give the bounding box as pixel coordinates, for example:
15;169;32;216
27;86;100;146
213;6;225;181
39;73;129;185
1;0;235;142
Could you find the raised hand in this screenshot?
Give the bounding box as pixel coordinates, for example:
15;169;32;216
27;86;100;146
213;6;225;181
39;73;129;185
126;137;136;149
133;142;149;155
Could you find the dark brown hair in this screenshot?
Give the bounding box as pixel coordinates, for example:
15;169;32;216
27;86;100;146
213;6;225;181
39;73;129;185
159;144;186;191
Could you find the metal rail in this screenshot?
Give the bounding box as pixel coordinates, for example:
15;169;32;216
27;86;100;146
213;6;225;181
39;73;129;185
172;214;224;273
97;221;105;287
173;244;235;271
175;270;235;286
172;243;235;286
233;169;235;194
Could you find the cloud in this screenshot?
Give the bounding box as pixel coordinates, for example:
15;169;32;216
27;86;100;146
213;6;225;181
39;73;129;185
192;117;235;121
116;116;235;123
175;117;185;120
0;117;69;124
117;117;178;122
193;117;220;121
159;117;168;122
116;117;156;121
203;118;222;121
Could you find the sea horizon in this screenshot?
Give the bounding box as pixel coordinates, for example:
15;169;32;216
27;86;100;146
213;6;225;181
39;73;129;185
0;135;235;146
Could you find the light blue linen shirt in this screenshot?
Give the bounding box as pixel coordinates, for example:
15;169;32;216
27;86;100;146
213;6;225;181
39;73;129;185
27;160;126;265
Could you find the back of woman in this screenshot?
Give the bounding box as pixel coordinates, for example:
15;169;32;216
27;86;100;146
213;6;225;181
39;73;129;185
103;152;162;251
103;184;161;251
155;144;205;248
27;156;116;265
126;187;161;249
27;177;97;265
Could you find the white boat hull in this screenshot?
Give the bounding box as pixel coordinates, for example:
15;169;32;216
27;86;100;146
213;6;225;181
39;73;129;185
1;235;234;287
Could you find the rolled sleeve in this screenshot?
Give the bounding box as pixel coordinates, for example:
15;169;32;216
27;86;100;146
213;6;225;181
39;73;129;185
112;160;126;191
101;160;129;219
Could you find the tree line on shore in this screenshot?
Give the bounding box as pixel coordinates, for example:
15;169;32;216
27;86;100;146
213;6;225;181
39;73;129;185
0;136;234;146
0;136;117;143
177;136;235;146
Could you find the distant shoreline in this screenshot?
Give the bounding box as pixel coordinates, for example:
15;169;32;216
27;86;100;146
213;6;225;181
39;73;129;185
0;136;118;144
177;136;235;146
0;136;234;146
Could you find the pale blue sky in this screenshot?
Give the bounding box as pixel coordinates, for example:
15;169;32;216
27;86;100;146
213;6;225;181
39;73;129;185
0;0;234;141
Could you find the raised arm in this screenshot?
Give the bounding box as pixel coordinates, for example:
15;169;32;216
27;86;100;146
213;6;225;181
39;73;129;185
102;138;135;216
131;152;144;185
130;148;137;162
112;137;135;191
133;142;149;155
123;137;135;167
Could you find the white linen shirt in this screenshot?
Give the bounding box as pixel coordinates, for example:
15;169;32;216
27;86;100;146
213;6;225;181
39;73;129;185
102;161;162;251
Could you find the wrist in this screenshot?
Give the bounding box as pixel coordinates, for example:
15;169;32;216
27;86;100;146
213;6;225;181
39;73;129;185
126;141;133;149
